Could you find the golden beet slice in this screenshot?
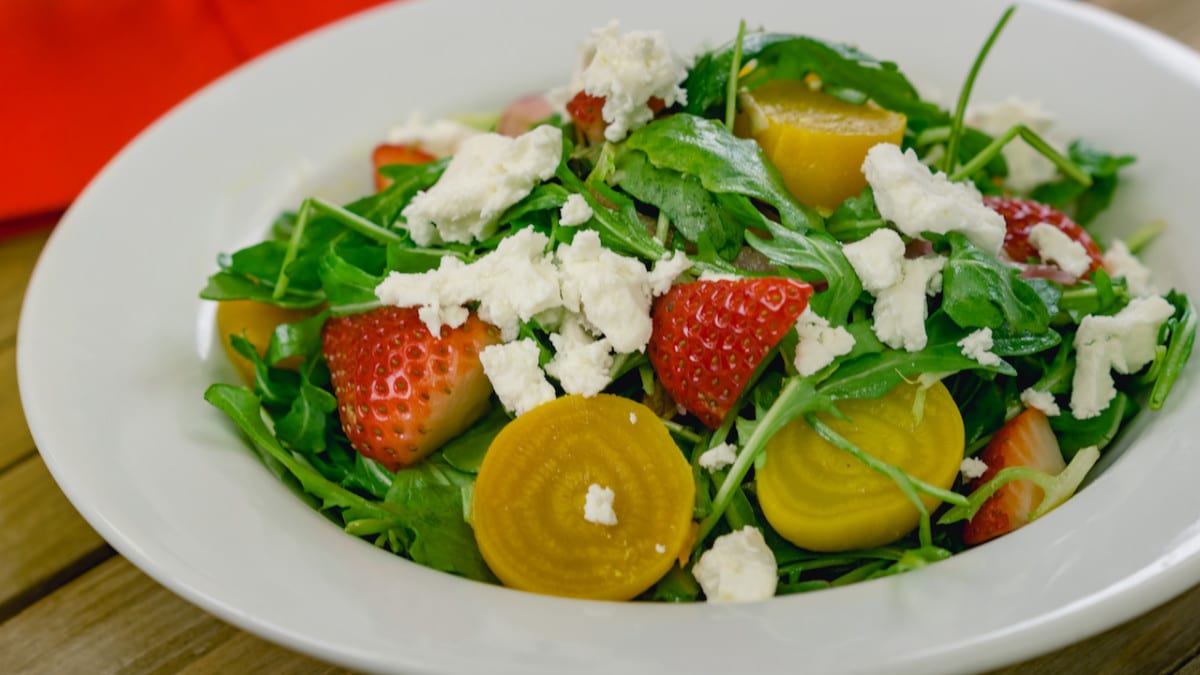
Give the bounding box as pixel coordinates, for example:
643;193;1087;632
757;381;963;552
216;300;316;385
471;394;694;600
736;80;906;210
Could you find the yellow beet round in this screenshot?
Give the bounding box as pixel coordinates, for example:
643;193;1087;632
471;394;695;600
216;300;317;385
757;381;963;552
736;80;906;210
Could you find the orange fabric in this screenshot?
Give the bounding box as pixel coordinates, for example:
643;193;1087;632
0;0;392;224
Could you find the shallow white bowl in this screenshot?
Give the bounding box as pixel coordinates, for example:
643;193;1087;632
18;0;1200;673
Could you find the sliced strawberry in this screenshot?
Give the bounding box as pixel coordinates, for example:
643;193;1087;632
983;196;1104;275
322;307;501;471
962;408;1067;545
648;278;813;429
497;94;555;137
371;143;435;192
565;91;666;144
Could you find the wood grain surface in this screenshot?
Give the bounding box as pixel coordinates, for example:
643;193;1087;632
2;2;1198;673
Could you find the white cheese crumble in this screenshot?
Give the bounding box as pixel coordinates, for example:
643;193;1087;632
1029;223;1091;277
386;112;483;158
479;339;556;417
793;307;856;376
842;228;906;294
692;526;778;603
966;98;1059;193
1103;239;1157;298
647;250;692;296
557;230;657;353
401;125;562;246
544;314;613;397
960;456;989;481
957;328;1003;368
566;21;689;142
1071;296;1175;419
629;412;638;424
872;255;947;352
655;543;667;554
1020;388;1061;417
583;484;618;526
375;227;562;340
559;193;594;226
698;443;738;472
697;271;742;282
862;143;1005;256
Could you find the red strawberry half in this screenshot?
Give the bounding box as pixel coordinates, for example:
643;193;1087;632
962;408;1067;545
984;196;1103;275
648;278;813;429
322;306;501;471
372;143;435;192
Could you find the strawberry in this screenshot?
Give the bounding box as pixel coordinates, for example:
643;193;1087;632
372;143;435;192
565;91;666;144
648;278;813;429
962;408;1067;545
984;196;1104;274
322;307;501;471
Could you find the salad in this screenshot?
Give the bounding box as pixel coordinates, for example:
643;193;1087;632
200;8;1195;603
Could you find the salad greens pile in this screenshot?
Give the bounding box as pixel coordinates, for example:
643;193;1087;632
201;8;1194;600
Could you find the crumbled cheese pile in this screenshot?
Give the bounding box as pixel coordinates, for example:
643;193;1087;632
698;443;738;472
957;328;1002;368
376;226;691;416
844;228;947;352
1103;239;1158;298
401;125;562;246
960;456;989;481
562;21;689;142
1020;388;1061;417
793;307;856;376
583;483;618;526
1071;296;1175;419
862;143;1005;256
1029;223;1091;277
691;526;778;603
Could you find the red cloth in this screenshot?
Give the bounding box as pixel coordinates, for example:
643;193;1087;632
0;0;392;224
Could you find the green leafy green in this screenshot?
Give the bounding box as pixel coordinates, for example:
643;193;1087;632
942;232;1052;332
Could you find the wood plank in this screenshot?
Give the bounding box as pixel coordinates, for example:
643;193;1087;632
0;227;51;344
0;454;111;621
990;580;1200;674
177;632;352;675
1093;0;1200;49
1178;653;1200;675
0;340;35;472
0;556;347;674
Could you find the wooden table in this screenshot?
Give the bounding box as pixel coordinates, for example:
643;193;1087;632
3;1;1199;672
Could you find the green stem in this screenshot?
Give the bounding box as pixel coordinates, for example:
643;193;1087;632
1151;301;1197;410
655;211;671;247
271;198;313;300
1124;219;1167;254
695;378;809;545
941;5;1017;175
310;198;405;245
949;124;1091;187
662;419;704;444
724;20;747;130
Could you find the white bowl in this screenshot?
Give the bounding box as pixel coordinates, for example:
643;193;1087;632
19;0;1200;673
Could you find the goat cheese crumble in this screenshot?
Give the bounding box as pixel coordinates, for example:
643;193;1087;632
793;307;856;376
692;526;778;603
583;484;618;526
386;112;483;158
1103;239;1158;298
559;193;594;226
401;125;562;246
1071;296;1175;419
564;21;689;142
1020;388;1061;417
698;443;738;472
1029;222;1091;277
960;456;989;481
957;328;1003;367
862;143;1005;256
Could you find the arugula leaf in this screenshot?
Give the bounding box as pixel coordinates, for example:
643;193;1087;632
741;216;860;321
498;183;570;227
624;114;819;233
942;232;1051;332
275;381;337;452
318;245;385;315
1050;391;1136;458
265;311;328;366
346;159;448;227
386;469;494;581
612;148;744;260
441;405;510;474
685;33;947;127
1031;140;1135;226
199;271;323;308
826;187;887;243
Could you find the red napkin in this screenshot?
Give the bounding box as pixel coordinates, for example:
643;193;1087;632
0;0;393;227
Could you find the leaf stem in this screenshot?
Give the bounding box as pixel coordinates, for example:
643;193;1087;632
1124;219;1167;254
311;198;405;245
941;5;1017;174
724;20;747;130
272;199;313;300
950;123;1091;187
1150;300;1197;410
